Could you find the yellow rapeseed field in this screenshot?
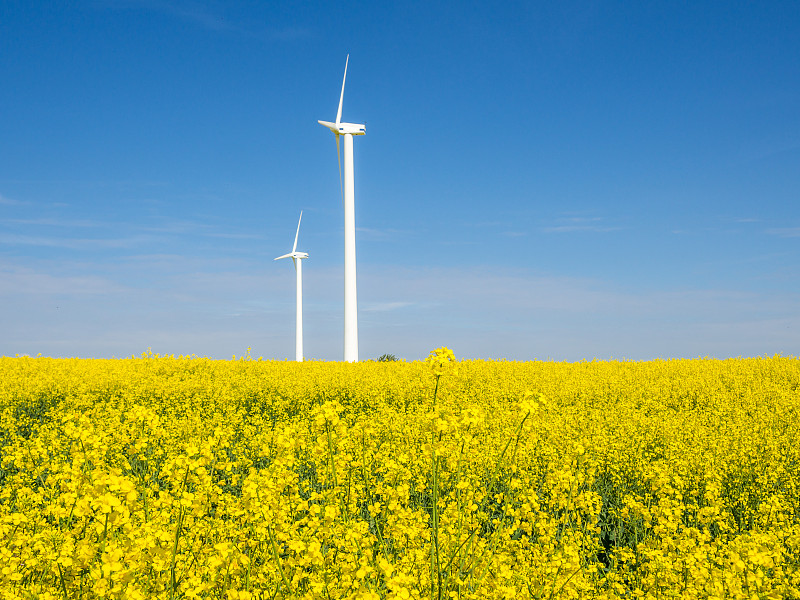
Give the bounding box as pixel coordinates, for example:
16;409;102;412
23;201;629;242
1;349;799;599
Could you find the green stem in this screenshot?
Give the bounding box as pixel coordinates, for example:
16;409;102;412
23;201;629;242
325;421;339;489
57;559;69;600
441;526;478;587
169;507;184;597
432;452;442;600
268;526;293;595
361;432;388;558
431;374;442;600
169;465;190;598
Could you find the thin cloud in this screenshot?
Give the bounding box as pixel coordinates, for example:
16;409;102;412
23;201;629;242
0;263;130;296
2;259;797;360
362;301;414;312
159;1;237;32
97;0;236;32
356;227;405;241
0;193;24;206
1;213;259;246
463;220;509;228
0;233;154;249
355;265;800;361
261;25;313;42
541;216;620;234
138;216;262;240
96;0;312;40
766;227;800;238
139;221;211;235
207;232;263;240
1;217;105;228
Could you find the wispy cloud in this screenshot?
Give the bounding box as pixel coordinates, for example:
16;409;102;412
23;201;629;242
541;216;620;234
353;265;800;360
2;257;798;360
97;0;312;40
260;25;313;42
158;1;237;32
0;193;24;206
0;262;130;296
1;217;105;228
97;0;235;31
207;232;263;240
766;227;800;238
356;227;406;242
362;301;414;312
0;233;154;249
1;211;260;251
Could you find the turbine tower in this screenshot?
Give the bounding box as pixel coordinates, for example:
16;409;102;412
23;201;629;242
275;211;309;362
318;55;365;362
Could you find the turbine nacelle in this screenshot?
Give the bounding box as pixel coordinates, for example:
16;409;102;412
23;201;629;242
318;120;366;136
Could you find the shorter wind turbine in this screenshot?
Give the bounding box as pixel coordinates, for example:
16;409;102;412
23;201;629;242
275;211;309;362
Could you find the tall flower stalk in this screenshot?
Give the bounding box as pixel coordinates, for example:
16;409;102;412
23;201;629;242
425;347;458;600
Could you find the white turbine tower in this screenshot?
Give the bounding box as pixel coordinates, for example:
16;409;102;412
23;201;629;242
275;211;309;362
318;55;365;362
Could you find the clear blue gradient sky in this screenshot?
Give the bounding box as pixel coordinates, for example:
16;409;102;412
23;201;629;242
1;1;799;361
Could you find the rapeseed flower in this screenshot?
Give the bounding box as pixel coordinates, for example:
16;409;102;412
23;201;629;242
0;353;798;598
425;346;458;376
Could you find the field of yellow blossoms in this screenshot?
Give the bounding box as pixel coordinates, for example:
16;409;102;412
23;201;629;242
1;349;799;599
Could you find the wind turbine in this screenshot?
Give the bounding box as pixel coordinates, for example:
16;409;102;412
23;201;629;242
318;55;365;362
275;211;309;362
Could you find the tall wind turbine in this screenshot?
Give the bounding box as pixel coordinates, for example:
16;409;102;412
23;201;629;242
275;211;309;362
318;55;365;362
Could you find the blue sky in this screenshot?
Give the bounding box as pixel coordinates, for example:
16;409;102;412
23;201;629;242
1;1;799;361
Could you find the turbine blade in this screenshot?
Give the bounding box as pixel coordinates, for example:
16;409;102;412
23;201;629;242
293;210;302;253
292;256;297;271
336;132;344;207
336;54;348;125
274;253;292;260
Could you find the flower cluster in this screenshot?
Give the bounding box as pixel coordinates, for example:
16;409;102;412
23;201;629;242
0;353;798;598
424;346;458;377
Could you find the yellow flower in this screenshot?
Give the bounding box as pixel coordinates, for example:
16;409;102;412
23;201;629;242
425;346;458;376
